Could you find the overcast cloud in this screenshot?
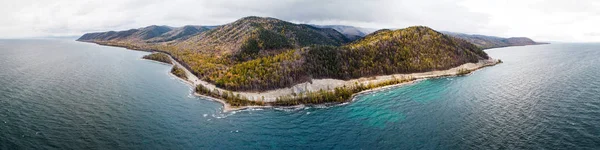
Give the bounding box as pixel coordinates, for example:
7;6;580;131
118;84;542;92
1;0;599;42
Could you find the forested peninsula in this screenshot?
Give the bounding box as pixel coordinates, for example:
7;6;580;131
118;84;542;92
78;16;501;111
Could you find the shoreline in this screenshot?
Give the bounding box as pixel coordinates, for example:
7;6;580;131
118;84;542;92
107;41;500;112
159;53;500;112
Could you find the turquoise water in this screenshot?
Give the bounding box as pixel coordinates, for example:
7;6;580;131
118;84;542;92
1;39;599;149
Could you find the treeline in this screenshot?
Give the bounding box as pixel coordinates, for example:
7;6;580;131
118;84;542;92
171;66;187;80
208;49;308;91
142;53;171;64
456;68;472;76
273;76;415;106
195;84;264;107
195;75;415;107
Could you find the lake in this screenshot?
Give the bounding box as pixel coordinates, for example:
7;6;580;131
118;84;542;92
1;39;599;149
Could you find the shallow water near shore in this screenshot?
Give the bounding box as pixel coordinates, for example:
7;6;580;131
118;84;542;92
1;39;600;149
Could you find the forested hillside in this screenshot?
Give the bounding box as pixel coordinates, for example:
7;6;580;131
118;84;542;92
305;27;488;80
78;17;491;92
173;16;351;56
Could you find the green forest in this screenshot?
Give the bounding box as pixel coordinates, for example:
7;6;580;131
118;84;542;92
142;53;171;64
171;66;187;80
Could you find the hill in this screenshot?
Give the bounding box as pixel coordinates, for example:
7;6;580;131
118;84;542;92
77;25;210;44
77;17;491;92
441;31;547;49
147;25;210;43
311;25;377;41
304;27;489;80
174;16;351;56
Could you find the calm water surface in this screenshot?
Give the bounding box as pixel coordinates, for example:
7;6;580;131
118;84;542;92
1;39;599;149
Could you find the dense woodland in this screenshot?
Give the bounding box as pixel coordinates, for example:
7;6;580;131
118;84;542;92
142;53;171;64
305;27;488;80
79;17;490;96
171;66;187;80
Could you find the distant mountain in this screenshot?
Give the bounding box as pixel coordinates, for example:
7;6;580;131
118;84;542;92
77;16;491;92
311;25;377;41
441;31;547;49
147;25;209;43
77;25;209;43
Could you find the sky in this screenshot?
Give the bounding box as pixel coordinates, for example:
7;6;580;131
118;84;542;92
1;0;599;42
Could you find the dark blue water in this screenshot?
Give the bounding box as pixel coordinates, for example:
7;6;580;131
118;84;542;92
1;39;599;149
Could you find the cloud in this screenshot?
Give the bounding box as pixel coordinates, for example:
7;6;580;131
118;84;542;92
0;0;598;42
460;0;600;42
585;32;600;37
